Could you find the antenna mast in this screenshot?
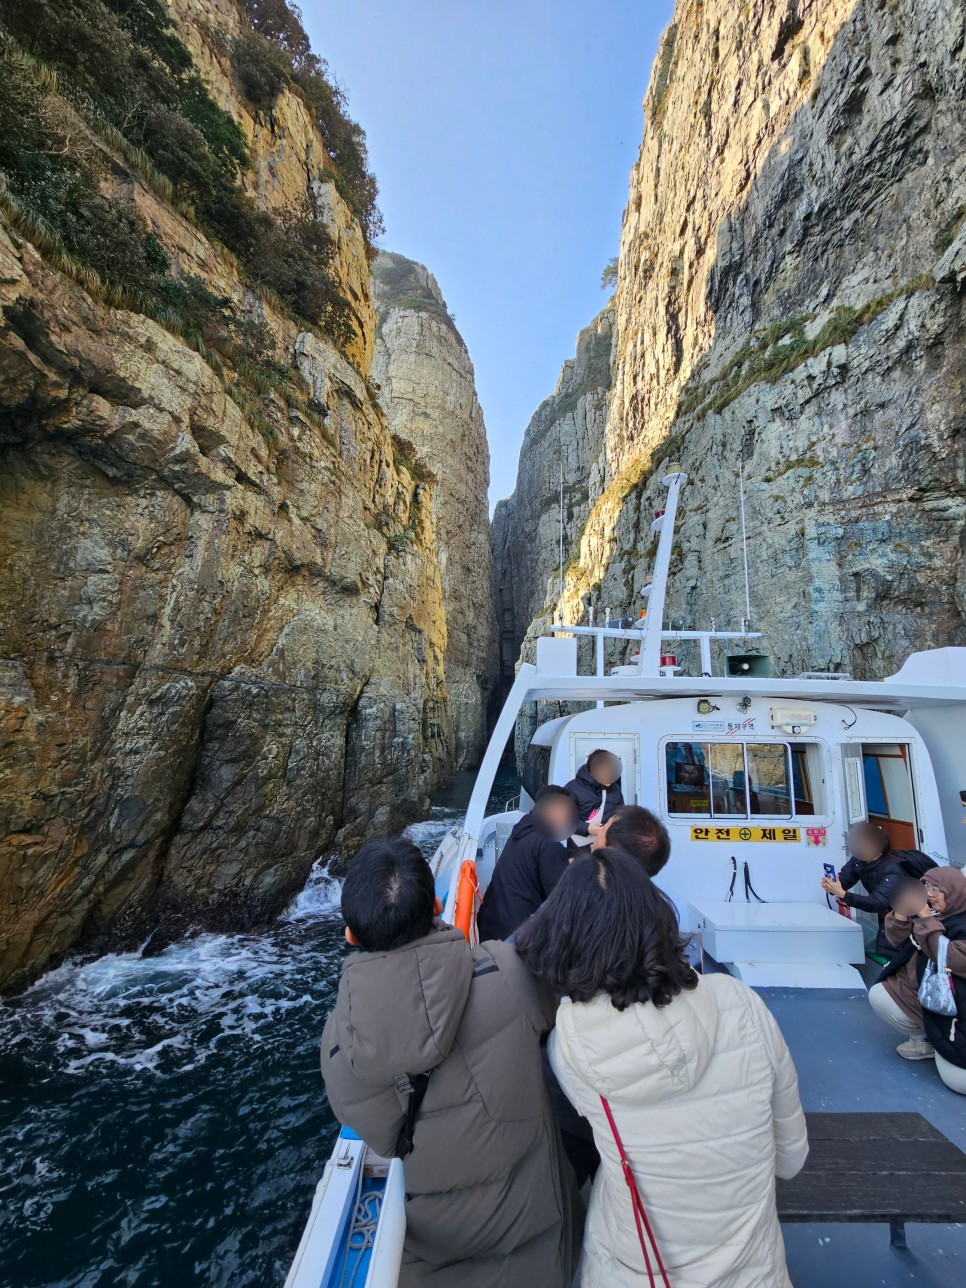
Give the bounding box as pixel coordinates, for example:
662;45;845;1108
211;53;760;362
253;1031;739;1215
558;456;564;623
738;456;752;631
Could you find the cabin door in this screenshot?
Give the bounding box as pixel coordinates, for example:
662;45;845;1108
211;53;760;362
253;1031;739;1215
570;733;640;805
860;743;920;851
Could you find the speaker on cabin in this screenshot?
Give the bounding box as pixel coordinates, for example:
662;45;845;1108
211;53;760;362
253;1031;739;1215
726;653;772;678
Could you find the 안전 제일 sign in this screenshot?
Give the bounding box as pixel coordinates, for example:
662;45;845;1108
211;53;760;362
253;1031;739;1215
690;825;801;843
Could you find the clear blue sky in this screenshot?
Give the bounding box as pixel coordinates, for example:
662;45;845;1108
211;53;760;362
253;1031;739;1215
302;1;676;507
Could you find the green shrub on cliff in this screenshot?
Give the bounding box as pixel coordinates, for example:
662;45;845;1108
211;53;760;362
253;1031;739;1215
233;31;291;108
0;35;171;302
237;0;384;248
0;0;355;344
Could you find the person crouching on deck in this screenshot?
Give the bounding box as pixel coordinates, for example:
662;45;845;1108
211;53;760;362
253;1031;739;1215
869;867;966;1090
821;821;906;957
320;838;582;1288
565;749;624;845
516;850;808;1288
476;785;578;941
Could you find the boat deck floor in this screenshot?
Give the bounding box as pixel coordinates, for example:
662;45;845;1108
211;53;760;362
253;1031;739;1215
759;966;966;1286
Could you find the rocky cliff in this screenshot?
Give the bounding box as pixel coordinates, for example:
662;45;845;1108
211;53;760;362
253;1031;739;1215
371;253;496;768
0;0;490;989
499;0;966;684
492;309;613;680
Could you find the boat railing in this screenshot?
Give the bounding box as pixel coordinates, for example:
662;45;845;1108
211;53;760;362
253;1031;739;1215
550;622;762;679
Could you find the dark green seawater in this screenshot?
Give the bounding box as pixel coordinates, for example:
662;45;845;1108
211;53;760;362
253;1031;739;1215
0;771;514;1287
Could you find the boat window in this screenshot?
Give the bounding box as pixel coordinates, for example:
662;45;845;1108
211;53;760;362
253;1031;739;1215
861;743;916;849
521;744;551;802
791;746;818;816
709;743;746;816
665;741;819;819
665;742;710;814
746;744;793;816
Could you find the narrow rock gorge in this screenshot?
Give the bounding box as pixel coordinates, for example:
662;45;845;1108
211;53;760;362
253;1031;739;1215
372;253;496;769
0;0;493;989
493;309;612;679
497;0;966;683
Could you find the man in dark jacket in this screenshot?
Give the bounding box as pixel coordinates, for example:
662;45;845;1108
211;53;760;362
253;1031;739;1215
476;786;578;942
821;821;906;957
564;749;625;839
321;838;581;1287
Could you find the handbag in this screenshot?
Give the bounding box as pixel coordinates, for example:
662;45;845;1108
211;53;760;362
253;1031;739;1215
600;1096;671;1287
918;935;958;1017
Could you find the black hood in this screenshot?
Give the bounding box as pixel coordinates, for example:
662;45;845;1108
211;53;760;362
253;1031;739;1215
575;763;621;792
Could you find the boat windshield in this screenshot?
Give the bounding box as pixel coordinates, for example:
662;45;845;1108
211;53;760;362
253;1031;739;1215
665;741;821;819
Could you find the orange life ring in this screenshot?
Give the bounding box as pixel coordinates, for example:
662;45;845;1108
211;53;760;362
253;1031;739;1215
453;860;479;942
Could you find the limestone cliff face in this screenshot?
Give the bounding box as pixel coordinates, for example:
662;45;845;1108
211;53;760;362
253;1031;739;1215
502;0;966;683
0;3;482;989
371;253;496;768
492;310;613;677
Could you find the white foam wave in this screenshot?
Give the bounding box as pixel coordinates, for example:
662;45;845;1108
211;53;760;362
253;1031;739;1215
1;919;343;1079
283;858;343;920
0;817;462;1083
405;807;463;859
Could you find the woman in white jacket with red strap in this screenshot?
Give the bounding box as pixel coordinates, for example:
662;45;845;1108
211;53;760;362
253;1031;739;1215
516;849;808;1288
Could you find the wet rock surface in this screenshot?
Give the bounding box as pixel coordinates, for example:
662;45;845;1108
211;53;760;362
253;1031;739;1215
0;4;489;990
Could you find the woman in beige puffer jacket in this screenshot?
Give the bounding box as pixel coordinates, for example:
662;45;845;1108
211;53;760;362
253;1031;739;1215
516;849;808;1288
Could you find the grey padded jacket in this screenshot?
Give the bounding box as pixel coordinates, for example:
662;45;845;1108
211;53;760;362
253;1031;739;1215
321;924;582;1287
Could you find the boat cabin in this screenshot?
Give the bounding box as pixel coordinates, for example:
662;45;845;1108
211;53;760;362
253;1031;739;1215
434;467;966;989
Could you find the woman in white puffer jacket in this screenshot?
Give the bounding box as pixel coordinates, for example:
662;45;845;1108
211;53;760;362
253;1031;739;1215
516;849;808;1288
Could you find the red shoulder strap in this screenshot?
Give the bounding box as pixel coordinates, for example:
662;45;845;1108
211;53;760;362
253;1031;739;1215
600;1095;671;1288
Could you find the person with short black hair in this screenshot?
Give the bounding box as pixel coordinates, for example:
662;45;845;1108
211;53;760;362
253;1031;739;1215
565;749;625;839
516;851;807;1287
322;838;582;1286
339;838;437;951
590;803;671;876
476;786;579;942
821;821;907;957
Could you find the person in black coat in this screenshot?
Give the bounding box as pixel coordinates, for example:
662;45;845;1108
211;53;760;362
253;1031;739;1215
821;821;906;957
477;786;578;942
564;749;624;840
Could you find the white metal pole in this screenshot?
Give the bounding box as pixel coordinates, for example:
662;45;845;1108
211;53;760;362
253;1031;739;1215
558;458;564;621
595;630;605;708
700;635;713;676
638;469;688;675
739;457;752;630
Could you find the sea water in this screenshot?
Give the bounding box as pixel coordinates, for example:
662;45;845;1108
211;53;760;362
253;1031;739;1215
0;771;510;1287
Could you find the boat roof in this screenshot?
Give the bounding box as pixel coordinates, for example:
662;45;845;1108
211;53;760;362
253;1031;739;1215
761;968;966;1285
522;669;966;710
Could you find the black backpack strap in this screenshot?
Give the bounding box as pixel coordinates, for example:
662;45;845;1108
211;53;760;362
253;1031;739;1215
896;850;939;879
394;1071;433;1159
726;856;737;902
876;940;916;983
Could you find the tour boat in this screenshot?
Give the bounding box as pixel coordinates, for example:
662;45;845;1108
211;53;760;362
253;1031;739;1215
287;465;966;1287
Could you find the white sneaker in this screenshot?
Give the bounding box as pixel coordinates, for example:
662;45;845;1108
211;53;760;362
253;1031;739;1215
896;1036;935;1060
